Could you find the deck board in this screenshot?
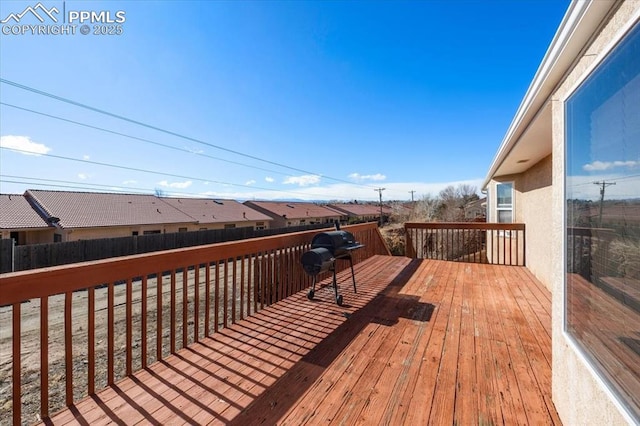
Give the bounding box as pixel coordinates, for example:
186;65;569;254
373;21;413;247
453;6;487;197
43;256;560;425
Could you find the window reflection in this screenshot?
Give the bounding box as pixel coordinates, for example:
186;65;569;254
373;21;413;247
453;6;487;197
565;23;640;420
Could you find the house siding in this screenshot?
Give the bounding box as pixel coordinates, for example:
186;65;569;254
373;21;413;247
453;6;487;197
489;156;553;277
60;224;196;241
513;155;553;290
551;2;640;425
1;229;54;244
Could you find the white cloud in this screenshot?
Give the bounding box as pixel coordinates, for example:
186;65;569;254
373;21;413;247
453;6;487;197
185;146;204;154
245;179;256;185
196;178;484;203
283;175;321;186
583;160;639;171
348;172;387;182
83;155;91;160
265;176;275;183
157;180;193;189
0;135;51;156
122;180;137;185
78;173;89;180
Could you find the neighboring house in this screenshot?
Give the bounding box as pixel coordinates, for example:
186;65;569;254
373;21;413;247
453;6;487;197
0;194;53;244
328;203;385;223
23;190;199;242
243;201;342;228
15;190;275;242
159;197;272;230
463;197;486;220
483;1;639;423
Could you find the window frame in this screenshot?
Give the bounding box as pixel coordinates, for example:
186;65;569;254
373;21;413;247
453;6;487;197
495;182;514;224
563;19;640;422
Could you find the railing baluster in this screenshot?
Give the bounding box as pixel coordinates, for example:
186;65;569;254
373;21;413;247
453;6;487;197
223;259;229;328
260;252;266;310
502;228;506;265
509;229;513;265
232;257;237;324
194;265;200;343
65;291;73;405
41;295;49;418
141;276;147;369
88;288;95;395
170;270;176;354
247;254;258;313
126;278;133;376
214;261;220;333
107;282;114;385
13;302;21;426
240;256;245;320
205;264;211;337
522;228;526;266
156;272;163;361
182;268;188;349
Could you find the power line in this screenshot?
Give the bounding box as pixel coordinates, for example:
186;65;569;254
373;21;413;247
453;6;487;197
1;175;164;195
0;147;355;200
0;78;376;188
0;101;295;179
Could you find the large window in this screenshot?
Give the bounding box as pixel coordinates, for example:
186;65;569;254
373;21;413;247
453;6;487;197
565;22;640;420
496;182;513;223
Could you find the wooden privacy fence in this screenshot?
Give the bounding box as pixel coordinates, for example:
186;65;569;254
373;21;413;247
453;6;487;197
0;223;332;274
0;222;390;425
404;222;526;266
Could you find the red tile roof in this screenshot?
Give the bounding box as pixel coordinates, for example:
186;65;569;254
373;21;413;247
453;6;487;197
26;190;197;229
160;197;272;223
0;194;50;230
328;203;385;216
244;201;343;220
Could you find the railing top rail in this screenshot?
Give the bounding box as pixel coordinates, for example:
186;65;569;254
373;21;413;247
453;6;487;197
405;222;525;231
0;222;380;305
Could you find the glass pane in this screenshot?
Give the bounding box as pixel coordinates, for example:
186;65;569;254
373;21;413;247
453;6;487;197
497;183;513;207
565;22;640;420
497;210;512;223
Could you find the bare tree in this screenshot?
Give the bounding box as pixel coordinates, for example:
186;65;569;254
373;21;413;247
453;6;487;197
438;185;464;221
412;194;439;222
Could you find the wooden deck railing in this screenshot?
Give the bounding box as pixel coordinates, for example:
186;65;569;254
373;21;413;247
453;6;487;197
404;222;526;266
0;222;389;425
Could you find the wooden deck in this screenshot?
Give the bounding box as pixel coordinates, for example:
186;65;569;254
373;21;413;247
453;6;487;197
43;256;560;425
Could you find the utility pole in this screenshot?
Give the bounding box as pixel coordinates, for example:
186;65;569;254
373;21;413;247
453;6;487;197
409;190;416;203
593;181;615;228
375;187;386;227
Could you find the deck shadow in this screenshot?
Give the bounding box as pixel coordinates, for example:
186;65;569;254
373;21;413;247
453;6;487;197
227;258;428;424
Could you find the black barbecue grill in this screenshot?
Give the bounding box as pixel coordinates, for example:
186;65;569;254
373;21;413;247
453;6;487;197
300;225;364;305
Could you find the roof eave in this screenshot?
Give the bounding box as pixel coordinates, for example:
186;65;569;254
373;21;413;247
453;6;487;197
481;0;617;190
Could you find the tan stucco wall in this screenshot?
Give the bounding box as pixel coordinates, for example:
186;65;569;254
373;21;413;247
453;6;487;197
516;155;553;289
1;229;54;244
551;2;640;424
58;222;270;241
487;159;552;279
62;224;195;241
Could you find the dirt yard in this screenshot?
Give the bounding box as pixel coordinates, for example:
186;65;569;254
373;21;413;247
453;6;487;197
0;266;254;425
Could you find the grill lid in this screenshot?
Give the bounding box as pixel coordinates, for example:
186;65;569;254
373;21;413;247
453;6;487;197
311;230;356;251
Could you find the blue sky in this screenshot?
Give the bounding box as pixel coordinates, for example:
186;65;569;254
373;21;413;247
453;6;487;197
0;0;570;202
